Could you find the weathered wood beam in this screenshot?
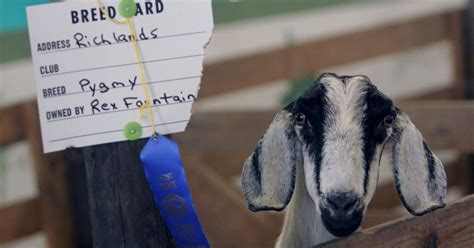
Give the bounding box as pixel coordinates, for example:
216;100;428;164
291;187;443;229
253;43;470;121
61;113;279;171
447;11;465;97
399;86;461;101
177;100;474;153
201;13;452;98
369;156;470;210
0;103;25;146
361;209;406;229
398;100;474;153
321;194;474;247
185;154;281;247
82;140;176;248
0;198;42;243
64;148;92;248
22;102;75;248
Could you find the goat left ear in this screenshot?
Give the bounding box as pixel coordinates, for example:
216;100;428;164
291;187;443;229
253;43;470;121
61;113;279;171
241;110;301;212
384;110;447;216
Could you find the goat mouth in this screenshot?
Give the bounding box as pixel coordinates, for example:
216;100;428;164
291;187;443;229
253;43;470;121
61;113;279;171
320;209;363;237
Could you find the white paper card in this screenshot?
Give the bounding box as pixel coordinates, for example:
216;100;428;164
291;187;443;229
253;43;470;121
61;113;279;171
26;0;213;153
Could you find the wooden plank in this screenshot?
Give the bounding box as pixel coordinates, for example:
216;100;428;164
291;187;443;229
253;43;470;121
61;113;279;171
177;100;474;153
184;154;281;247
361;209;406;229
0;198;42;243
22;102;75;248
398;101;474;153
175;111;275;153
446;11;465;97
321;195;474;247
464;0;474;194
82;140;176;248
399;86;460;101
0;103;25;146
64;148;92;248
369;157;470;209
200;13;451;98
466;1;474;89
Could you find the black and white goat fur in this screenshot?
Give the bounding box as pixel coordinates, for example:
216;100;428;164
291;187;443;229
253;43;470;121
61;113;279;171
241;73;447;247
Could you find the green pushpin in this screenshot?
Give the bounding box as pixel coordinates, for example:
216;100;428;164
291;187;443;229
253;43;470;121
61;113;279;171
124;121;142;141
118;0;137;19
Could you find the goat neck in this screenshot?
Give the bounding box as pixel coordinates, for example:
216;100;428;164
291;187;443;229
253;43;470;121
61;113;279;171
276;163;335;248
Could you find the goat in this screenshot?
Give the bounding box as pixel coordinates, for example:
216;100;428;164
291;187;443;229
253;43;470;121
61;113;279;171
241;73;447;247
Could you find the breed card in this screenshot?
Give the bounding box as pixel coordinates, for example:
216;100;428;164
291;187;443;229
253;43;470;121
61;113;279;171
27;0;213;152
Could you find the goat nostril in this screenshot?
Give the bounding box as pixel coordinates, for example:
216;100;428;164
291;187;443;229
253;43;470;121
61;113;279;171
326;198;339;209
326;192;358;211
343;198;357;211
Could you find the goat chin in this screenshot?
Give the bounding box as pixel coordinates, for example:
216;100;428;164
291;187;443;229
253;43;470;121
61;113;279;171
276;163;336;248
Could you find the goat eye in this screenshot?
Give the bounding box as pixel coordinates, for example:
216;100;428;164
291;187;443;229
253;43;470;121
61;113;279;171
295;113;306;125
384;115;394;126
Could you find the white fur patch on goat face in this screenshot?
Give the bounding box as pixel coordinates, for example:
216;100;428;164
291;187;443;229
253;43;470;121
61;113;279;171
293;74;396;215
318;75;369;197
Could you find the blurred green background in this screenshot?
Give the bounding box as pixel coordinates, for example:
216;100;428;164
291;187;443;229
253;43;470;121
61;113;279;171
0;0;375;64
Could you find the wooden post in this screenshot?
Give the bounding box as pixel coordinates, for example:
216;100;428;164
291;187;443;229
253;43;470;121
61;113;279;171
464;0;474;98
462;0;474;193
64;148;92;248
81;139;177;247
23;102;75;248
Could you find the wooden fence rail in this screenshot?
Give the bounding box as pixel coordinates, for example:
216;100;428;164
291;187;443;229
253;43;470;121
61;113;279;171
177;100;474;153
0;100;472;246
0;6;469;246
0;102;75;247
0;198;41;243
321;195;474;248
201;12;464;98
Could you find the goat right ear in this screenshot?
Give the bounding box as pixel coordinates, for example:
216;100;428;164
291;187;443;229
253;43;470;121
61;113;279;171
241;110;301;212
384;110;447;216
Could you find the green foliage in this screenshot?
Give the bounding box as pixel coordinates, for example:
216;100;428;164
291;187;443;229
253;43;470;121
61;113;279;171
0;0;379;64
213;0;378;24
0;31;31;64
280;74;317;107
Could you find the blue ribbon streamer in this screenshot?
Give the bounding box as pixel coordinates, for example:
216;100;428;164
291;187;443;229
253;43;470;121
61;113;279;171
140;134;210;248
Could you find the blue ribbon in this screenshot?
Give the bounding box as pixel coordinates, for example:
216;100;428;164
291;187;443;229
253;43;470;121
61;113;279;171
140;134;210;248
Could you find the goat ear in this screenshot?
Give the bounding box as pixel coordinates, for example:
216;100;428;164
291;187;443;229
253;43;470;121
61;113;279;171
384;110;447;216
241;110;300;212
